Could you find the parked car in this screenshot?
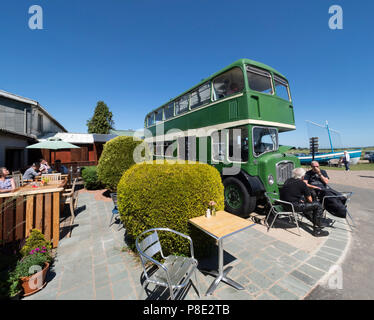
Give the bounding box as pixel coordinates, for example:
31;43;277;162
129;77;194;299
369;154;374;163
364;151;374;160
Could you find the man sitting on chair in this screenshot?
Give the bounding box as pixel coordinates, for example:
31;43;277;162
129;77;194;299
304;161;347;218
303;161;329;201
280;167;328;237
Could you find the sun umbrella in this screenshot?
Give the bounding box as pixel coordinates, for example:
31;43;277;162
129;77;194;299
26;138;81;180
26;138;80;150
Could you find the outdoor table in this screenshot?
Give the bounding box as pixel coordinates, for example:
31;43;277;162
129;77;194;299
189;211;255;295
0;179;67;248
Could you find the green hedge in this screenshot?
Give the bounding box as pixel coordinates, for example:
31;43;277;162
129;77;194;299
81;166;103;190
117;161;224;257
97;136;150;191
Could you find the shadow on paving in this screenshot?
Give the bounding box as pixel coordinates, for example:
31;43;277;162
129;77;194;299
305;183;374;300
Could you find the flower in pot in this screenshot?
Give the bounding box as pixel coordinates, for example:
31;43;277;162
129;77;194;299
208;200;217;216
41;177;50;186
10;246;53;297
20;229;52;257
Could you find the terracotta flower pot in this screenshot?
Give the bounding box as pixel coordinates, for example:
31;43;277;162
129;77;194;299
20;262;49;297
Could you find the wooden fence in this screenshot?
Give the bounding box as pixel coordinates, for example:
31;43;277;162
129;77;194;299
0;188;63;248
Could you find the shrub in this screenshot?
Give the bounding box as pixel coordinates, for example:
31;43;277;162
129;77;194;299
97;136;150;192
81;166;103;190
20;229;52;257
117;161;224;257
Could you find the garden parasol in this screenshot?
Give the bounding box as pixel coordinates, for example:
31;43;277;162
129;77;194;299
26;137;80;151
26;138;80;179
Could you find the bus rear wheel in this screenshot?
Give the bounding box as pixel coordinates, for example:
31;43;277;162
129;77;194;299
223;177;256;216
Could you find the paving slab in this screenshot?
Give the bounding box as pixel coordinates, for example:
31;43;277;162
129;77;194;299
23;191;352;301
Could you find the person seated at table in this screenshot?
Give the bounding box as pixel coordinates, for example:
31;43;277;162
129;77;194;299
23;163;41;181
39;158;52;174
304;160;347;218
0;167;16;193
53;159;69;174
280;167;328;237
303;161;330;200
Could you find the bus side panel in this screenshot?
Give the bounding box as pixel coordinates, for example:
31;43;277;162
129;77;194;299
247;93;295;127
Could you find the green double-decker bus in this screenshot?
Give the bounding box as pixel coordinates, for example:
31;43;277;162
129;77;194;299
144;58;300;215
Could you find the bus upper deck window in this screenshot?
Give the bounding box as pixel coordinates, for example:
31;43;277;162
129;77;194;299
147;114;155;127
190;82;211;109
246;66;273;95
213;67;244;101
164;103;174;119
155;109;163;123
274;75;291;101
175;94;189;115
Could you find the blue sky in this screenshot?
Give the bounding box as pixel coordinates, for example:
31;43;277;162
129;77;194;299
0;0;373;147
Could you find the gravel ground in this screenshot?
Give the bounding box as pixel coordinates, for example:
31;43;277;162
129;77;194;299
324;170;374;190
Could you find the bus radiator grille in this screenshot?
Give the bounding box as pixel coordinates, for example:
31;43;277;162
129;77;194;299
276;161;294;184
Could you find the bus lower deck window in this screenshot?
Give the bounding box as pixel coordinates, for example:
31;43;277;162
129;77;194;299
212;130;227;162
229;126;249;162
253;127;278;157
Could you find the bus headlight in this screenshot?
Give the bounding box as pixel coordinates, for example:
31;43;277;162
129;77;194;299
268;174;274;185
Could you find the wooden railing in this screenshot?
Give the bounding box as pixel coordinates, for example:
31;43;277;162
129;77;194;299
62;161;97;171
0;185;64;248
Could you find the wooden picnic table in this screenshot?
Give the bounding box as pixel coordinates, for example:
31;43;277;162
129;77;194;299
0;179;67;248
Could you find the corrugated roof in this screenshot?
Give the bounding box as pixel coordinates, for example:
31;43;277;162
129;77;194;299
39;132;94;143
38;132;119;144
92;133;118;142
109;129;136;136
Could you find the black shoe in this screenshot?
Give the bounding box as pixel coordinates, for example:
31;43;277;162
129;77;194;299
320;220;333;228
313;228;329;237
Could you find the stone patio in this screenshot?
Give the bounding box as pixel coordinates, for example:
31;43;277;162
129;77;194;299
24;190;352;300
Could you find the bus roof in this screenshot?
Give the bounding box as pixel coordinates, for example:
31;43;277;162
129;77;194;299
145;58;287;118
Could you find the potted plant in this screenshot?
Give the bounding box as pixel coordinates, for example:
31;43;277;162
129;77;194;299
9;246;52;297
20;229;52;257
7;229;54;297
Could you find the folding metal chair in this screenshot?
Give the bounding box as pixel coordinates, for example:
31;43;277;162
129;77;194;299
264;192;302;236
136;228;200;300
321;191;354;232
109;193;123;230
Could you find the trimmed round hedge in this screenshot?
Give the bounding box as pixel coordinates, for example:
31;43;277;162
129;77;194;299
97;136;150;191
117;161;224;257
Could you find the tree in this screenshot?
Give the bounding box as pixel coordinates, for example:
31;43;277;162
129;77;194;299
86;101;114;134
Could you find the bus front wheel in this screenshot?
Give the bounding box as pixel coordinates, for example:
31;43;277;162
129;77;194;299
223;177;256;216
